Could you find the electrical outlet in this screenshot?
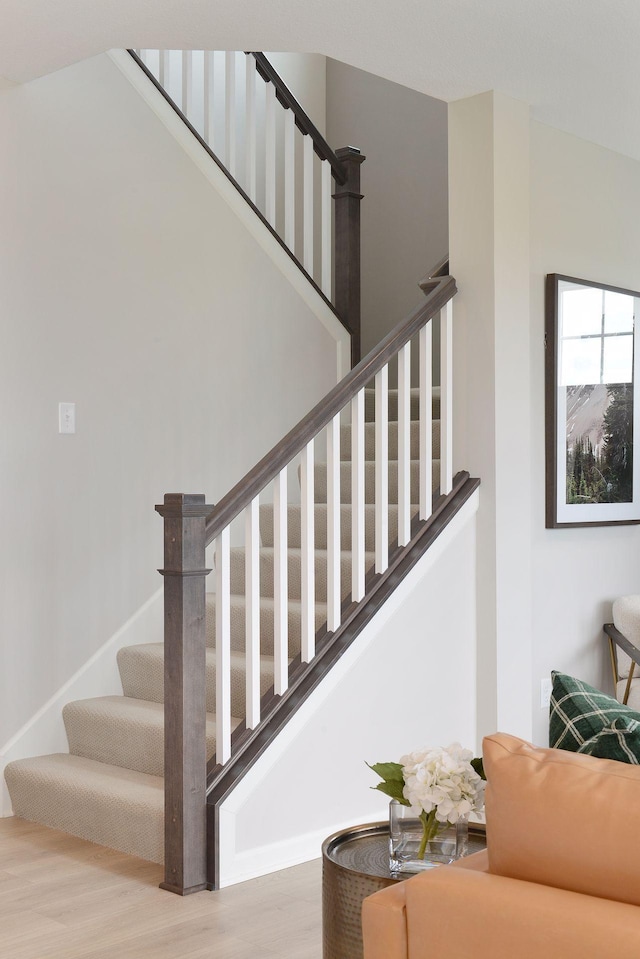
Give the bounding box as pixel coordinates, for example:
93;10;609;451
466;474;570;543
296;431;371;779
59;402;76;434
540;677;552;708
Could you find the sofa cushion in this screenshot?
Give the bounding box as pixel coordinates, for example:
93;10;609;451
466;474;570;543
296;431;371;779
577;716;640;763
400;866;640;959
549;670;640;750
484;732;640;906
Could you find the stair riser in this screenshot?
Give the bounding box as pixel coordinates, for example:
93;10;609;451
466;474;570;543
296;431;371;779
63;699;217;777
4;755;164;864
229;548;375;601
314;460;439;504
259;503;419;551
339;419;438;460
118;644;274;719
363;387;440;422
204;596;327;655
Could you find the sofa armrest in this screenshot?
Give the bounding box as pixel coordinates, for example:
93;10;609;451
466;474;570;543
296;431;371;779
361;853;488;959
361;881;408;959
363;857;640;959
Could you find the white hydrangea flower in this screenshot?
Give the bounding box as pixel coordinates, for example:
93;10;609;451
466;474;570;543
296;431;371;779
399;742;485;823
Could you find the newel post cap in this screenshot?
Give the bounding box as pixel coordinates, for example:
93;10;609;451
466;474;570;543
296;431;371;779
155;493;214;519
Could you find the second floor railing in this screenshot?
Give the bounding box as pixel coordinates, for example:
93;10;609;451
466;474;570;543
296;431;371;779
129;49;364;363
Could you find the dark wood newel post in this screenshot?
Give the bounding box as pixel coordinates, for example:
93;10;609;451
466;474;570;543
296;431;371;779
155;493;213;895
333;146;365;367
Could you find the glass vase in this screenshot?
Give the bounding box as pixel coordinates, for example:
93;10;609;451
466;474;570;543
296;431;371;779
388;799;469;874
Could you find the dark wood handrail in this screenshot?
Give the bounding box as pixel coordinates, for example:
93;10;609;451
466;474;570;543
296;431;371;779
204;273;457;545
249;53;347;184
424;254;450;281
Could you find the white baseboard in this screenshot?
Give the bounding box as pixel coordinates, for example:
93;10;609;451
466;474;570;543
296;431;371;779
0;589;163;817
218;810;388;888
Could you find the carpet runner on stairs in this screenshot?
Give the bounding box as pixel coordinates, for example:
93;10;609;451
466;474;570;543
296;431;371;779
4;386;440;863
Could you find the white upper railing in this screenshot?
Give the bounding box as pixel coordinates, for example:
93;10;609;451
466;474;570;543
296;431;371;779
132;49;344;303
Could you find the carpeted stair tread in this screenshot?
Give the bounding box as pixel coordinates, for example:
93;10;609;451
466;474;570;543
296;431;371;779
63;695;233;776
229;546;376;600
4;753;165;864
314;459;438;504
118;643;275;715
204;596;327;654
259;503;418;551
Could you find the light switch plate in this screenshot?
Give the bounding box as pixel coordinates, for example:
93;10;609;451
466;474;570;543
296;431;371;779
59;402;76;434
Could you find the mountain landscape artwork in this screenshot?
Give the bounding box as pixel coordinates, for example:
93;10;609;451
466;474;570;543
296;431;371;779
565;383;633;505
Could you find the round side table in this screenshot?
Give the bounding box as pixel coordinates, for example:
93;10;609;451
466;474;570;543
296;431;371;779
322;821;486;959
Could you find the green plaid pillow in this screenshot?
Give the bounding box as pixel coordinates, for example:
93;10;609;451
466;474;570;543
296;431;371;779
549;670;640;755
577;717;640;764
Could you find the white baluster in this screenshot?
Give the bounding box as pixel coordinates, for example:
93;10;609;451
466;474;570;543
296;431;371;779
321;160;332;298
351;389;365;602
215;525;231;764
375;366;389;573
273;468;288;693
159;50;171;88
204;52;215;148
284;110;295;250
245;55;257;203
397;342;411;546
143;50;156;75
181;50;192;118
419;322;433;519
303;135;314;276
245;497;260;729
300;441;315;661
225;52;236;177
327;414;341;630
265;82;277;227
440;300;453;495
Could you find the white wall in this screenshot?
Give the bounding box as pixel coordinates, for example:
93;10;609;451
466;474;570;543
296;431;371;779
449;94;640;748
0;51;346;749
529;121;640;743
326;59;448;360
219;493;478;885
267;53;326;136
449;92;533;744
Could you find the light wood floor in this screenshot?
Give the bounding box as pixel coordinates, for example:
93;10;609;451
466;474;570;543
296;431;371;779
0;817;322;959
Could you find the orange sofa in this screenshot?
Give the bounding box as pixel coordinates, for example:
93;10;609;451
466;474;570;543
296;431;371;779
362;732;640;959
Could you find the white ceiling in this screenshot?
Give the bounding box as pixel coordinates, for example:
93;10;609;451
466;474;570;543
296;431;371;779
3;0;640;161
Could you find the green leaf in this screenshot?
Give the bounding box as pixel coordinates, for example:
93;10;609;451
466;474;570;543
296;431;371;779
471;756;486;780
372;781;409;804
366;761;405;782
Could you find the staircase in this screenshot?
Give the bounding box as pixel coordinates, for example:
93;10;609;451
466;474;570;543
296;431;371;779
5;387;443;864
3;50;478;893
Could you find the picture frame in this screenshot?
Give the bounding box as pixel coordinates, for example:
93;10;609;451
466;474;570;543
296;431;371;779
545;273;640;528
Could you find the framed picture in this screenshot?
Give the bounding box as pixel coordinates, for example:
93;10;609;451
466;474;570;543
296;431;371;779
545;274;640;528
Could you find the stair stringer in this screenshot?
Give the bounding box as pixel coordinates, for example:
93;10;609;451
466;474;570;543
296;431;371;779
215;487;479;887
